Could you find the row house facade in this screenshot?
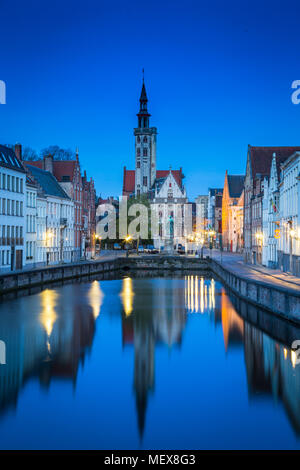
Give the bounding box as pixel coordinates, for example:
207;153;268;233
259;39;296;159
21;149;96;260
221;171;244;253
0;145;26;271
244;146;300;265
194;195;208;233
278;152;300;276
207;188;223;246
25;164;74;265
25;175;38;266
82;170;96;259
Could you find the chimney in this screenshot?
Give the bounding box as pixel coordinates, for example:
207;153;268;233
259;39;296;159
15;143;22;161
44;154;54;174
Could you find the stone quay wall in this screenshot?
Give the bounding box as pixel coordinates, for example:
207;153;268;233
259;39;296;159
0;255;299;324
211;259;300;324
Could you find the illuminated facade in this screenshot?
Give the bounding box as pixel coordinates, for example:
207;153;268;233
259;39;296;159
222;171;244;252
278;151;300;276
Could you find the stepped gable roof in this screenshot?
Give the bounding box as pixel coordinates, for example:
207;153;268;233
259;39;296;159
26;164;70;199
227;175;245;198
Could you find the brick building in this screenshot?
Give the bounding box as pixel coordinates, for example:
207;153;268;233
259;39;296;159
82;170;96;258
244;146;300;264
20;148;95;260
222;171;244;252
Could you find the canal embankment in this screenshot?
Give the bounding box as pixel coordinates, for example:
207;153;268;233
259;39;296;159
0;253;299;324
211;258;300;323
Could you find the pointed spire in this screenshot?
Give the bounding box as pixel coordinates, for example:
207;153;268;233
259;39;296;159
140;83;148;102
137;71;150;128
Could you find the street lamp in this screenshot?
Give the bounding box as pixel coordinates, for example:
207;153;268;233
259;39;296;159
288;222;296;273
124;235;132;258
46;231;53;266
95;235;102;255
255;232;263;264
208;229;216;259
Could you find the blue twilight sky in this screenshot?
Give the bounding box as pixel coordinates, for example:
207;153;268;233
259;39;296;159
0;0;300;199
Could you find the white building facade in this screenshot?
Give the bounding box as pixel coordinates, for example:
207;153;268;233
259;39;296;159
278;152;300;276
25;177;37;267
151;170;188;250
0;145;26;271
26;165;75;265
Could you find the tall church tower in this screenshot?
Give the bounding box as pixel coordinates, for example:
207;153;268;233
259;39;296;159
134;77;157;196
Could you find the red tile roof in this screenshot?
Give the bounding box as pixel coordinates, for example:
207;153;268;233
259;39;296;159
123;167;136;195
249;146;300;179
52;160;77;181
156;169;182;187
122;167;183;195
23;160;77;181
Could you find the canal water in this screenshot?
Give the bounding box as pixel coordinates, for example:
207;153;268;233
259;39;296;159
0;275;300;450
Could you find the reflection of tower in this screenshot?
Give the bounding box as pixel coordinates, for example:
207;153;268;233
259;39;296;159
121;278;187;438
134;316;155;437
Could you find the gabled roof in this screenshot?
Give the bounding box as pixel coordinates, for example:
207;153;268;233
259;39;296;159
248;146;300;179
122;168;183;195
0;145;25;173
155;170;185;198
24;159;77;182
156;170;182;187
26;165;70;199
227;175;245;198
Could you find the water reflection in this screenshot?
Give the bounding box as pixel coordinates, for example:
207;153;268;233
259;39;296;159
0;275;300;448
88;280;104;319
120;277;134;316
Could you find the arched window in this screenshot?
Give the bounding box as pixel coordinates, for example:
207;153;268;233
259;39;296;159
143;136;147;143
